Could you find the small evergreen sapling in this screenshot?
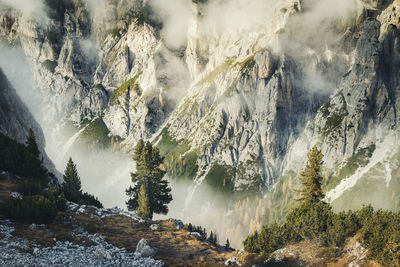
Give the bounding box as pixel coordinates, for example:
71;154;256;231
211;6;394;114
225;239;230;250
62;157;82;202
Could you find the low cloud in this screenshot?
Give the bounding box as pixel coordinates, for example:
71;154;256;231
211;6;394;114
0;0;46;21
149;0;192;50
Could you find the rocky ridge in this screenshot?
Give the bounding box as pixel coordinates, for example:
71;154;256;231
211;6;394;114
0;0;399;218
0;68;58;178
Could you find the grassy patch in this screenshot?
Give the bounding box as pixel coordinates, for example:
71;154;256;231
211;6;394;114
235;160;264;197
197;57;236;85
339;145;376;179
109;27;122;38
323;145;376;192
320;99;331;118
322;108;348;136
236;55;256;76
109;73;141;106
79;117;111;149
204;163;234;195
156;127;199;180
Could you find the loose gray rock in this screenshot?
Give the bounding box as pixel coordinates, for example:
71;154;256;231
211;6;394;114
188;232;203;240
135;239;157;258
169;219;184;230
150;224;161;231
225;257;241;266
10;192;22;200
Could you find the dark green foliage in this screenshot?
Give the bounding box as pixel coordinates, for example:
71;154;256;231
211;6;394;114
322;108;348;136
156;127;199;181
0;133;67;224
17;180;44;196
77;192;103;208
359;207;400;266
0;196;57;224
62;158;81;202
189;224;208;240
225;239;230;250
338;145;376;179
187;223;193;232
137;184;151;219
109;73;141;105
204;164;234;195
0;131;48;183
208;231;218;245
296;145;325;204
109;27;122;38
126;140;172;219
286;202;337;246
62;158;103;208
79;117;111;149
320;99;331;117
244;146;400;266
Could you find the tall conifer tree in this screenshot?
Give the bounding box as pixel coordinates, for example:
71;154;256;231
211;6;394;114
62;157;82;202
297;145;325;203
137;184;151;218
24;128;47;181
126;139;172;219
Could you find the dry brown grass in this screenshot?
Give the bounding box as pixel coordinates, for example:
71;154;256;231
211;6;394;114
0;177;263;266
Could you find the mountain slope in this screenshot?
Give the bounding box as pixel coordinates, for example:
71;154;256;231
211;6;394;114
0;68;58;178
1;0;400;246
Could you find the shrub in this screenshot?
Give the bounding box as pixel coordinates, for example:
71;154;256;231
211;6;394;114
17;180;44;196
77;192;103;208
0;196;57;224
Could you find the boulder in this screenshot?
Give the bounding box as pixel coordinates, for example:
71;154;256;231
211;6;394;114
135;239;157;258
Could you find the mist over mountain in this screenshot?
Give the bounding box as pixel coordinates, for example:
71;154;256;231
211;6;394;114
0;0;400;254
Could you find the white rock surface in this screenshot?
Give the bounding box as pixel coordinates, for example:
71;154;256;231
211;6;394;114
0;219;164;267
135;238;157;258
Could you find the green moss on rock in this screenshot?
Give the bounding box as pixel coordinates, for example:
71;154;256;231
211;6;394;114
79;117;111;149
109;73;141;106
204;163;234;194
156;127;199;180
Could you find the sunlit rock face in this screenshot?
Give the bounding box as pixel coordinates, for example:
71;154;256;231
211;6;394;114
0;0;400;201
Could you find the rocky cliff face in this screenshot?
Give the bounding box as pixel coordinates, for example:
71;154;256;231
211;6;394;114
0;68;58;177
0;0;399;210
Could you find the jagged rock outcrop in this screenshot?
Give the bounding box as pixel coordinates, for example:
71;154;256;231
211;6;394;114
0;68;58;177
0;0;399;205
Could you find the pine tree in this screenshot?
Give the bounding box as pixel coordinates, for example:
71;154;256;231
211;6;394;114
26;128;40;159
225;239;230;249
209;231;214;243
62;157;82;202
126;140;172;219
137;184;151;218
24;128;47;181
297;145;325;204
